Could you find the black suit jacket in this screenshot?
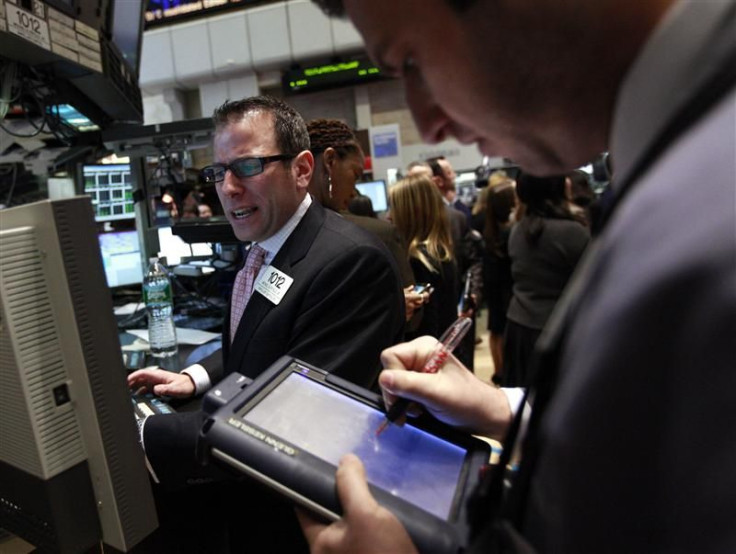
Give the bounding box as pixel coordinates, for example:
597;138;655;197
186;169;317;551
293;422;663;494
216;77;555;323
341;211;414;287
144;200;405;487
446;203;468;257
201;200;405;389
210;202;404;387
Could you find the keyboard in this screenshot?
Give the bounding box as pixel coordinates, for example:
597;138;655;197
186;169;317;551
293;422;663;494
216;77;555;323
131;393;176;420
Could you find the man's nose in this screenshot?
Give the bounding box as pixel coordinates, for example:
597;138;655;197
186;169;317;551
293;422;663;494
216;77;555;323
404;79;453;145
220;169;244;196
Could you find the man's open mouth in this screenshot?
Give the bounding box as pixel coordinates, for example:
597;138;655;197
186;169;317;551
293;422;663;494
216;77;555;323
232;207;257;219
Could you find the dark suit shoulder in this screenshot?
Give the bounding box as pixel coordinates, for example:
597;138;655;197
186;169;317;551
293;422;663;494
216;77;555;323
333;211;414;286
320;208;389;251
341;212;394;238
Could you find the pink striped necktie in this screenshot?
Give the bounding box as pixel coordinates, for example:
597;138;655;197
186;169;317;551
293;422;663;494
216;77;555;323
230;244;267;344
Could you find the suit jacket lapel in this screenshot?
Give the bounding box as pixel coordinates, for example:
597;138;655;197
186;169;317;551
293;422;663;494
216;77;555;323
225;201;326;374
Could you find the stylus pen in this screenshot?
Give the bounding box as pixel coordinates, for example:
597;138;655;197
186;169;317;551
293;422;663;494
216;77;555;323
375;316;473;436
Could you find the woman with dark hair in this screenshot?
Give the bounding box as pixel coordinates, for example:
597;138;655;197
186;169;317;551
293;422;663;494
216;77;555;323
482;179;517;381
503;173;590;386
307;118;365;212
307;119;420;320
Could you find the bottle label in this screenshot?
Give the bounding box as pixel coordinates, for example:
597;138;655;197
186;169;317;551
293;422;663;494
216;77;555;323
144;285;172;305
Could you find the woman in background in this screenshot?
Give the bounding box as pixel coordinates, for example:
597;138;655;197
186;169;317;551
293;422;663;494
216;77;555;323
389;174;459;340
347;194;377;218
307;119;421;322
504;173;590;386
307;118;365;212
482;179;517;382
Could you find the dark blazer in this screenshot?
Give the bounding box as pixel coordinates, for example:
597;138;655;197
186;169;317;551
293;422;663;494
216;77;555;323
143;200;405;508
446;203;468;257
201;200;405;389
341;211;414;287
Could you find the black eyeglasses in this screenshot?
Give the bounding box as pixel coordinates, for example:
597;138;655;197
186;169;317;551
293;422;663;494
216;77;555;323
200;154;295;184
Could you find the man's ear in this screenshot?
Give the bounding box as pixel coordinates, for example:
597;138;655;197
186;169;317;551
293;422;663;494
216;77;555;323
293;150;314;190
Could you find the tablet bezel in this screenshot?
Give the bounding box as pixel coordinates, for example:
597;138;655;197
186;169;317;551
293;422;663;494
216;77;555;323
199;356;490;554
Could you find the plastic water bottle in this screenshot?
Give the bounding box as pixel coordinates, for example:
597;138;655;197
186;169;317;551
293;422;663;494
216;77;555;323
143;257;178;358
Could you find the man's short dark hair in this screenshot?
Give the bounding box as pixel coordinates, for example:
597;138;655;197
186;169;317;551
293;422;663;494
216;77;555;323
427;158;444;178
212;96;310;156
311;0;477;18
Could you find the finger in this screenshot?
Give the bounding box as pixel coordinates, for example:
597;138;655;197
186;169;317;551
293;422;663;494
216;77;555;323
127;374;147;390
380;336;437;372
153;382;183;397
380;367;454;415
154;374;195;398
152;384;170;397
379;368;427;398
295;507;327;547
127;367;161;384
336;454;378;517
127;369;145;381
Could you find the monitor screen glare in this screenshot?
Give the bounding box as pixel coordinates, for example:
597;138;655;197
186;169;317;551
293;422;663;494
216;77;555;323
98;231;143;287
157;226;213;266
355;180;388;212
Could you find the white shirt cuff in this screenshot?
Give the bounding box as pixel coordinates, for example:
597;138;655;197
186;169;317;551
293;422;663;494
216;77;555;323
500;387;525;417
181;364;211;395
138;416;160;484
500;387;531;466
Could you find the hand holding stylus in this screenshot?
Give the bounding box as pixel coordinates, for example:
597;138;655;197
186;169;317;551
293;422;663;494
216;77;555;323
375;317;472;436
377;333;514;441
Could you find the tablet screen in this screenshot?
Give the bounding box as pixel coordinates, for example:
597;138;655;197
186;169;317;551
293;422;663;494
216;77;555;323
245;372;467;520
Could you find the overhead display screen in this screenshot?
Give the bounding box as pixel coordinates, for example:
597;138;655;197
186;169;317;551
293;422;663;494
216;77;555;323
145;0;274;27
283;60;386;95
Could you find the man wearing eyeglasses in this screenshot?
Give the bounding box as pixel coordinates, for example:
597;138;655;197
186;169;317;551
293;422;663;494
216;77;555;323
128;96;405;553
129;96;404;398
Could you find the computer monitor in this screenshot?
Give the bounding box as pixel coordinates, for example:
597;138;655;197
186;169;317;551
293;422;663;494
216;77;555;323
0;197;158;552
98;230;144;287
110;0;145;78
157;226;214;266
82;164;136;222
355;180;388;213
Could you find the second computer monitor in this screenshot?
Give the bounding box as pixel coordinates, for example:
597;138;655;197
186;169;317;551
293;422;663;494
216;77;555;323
98;230;144;288
355;180;388;213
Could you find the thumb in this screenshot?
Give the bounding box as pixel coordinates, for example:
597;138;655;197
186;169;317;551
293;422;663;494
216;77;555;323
336;454;378;517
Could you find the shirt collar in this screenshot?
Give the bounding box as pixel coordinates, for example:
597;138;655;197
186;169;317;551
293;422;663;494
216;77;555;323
252;194;312;265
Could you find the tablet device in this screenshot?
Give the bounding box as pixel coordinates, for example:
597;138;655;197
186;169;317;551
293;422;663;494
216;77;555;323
197;357;490;554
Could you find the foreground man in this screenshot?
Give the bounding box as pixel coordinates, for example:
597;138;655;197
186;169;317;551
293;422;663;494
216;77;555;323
303;0;736;552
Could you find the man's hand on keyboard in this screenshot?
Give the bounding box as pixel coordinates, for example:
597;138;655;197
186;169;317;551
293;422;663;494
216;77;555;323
128;367;196;398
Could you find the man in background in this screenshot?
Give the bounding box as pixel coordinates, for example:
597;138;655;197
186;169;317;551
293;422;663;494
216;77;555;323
429;156;472;225
304;0;736;551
